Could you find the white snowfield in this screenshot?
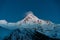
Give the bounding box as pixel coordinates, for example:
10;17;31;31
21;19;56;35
0;11;60;38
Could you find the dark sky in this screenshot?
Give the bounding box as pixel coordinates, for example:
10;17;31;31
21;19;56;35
0;0;60;23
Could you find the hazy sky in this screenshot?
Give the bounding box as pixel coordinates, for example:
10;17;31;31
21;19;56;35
0;0;60;23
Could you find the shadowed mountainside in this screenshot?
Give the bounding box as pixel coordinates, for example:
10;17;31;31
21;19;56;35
3;29;60;40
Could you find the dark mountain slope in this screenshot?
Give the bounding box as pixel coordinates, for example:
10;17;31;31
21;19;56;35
3;28;60;40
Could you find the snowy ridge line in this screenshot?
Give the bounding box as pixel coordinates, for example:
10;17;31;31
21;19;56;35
0;11;54;26
0;11;60;39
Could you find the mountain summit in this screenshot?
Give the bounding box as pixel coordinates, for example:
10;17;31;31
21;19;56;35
25;11;39;20
17;11;50;25
23;11;40;23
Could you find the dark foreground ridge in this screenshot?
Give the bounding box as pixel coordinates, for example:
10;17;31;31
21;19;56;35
3;29;60;40
33;31;60;40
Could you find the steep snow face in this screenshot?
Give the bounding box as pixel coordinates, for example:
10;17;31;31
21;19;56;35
17;11;51;26
17;11;40;24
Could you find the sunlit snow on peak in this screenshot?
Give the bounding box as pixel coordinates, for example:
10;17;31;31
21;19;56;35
0;11;56;29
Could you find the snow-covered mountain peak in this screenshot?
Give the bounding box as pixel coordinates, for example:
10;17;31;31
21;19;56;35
17;11;41;24
26;11;36;17
25;11;39;21
17;11;50;25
